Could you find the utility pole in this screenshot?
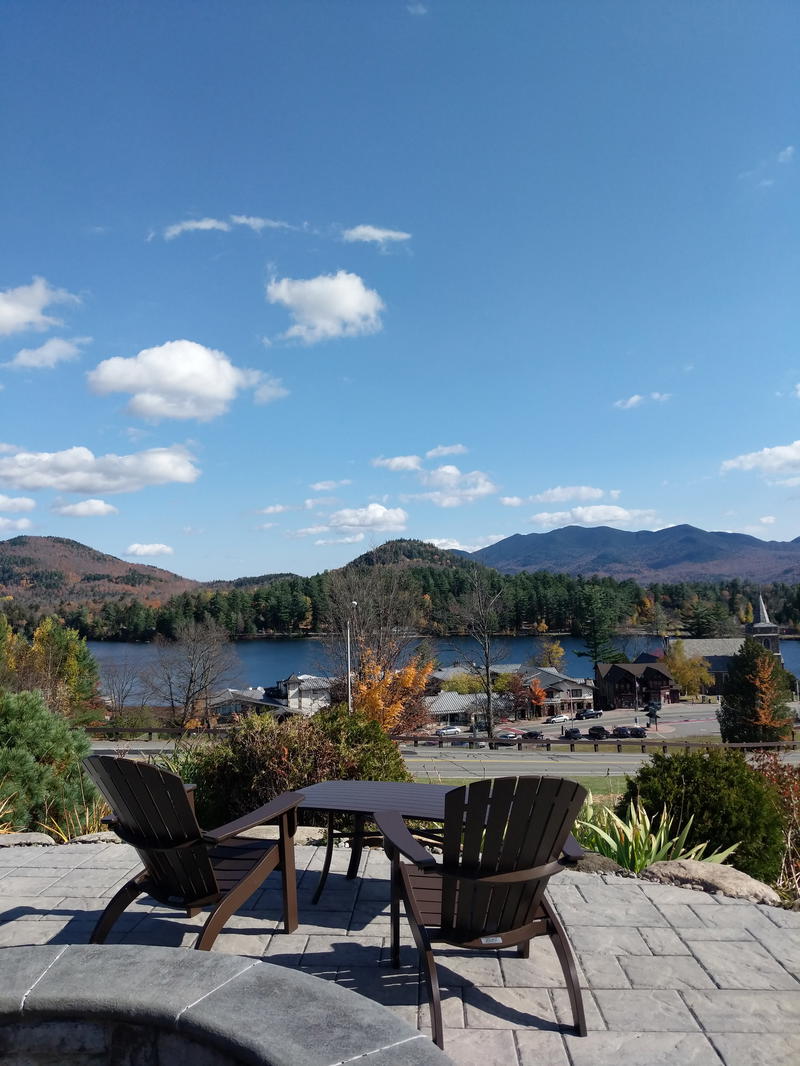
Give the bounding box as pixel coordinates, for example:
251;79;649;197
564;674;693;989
346;600;357;714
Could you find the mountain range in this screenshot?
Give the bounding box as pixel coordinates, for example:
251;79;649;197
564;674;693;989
470;524;800;582
3;524;800;615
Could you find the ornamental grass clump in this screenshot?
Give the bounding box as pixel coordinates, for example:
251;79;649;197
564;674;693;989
575;793;738;874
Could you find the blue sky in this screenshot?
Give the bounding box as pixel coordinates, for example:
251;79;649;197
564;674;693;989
1;2;798;580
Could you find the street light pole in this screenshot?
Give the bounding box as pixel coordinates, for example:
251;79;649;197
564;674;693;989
346;601;357;714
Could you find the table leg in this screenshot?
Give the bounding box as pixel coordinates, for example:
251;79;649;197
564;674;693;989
312;811;336;905
347;812;366;880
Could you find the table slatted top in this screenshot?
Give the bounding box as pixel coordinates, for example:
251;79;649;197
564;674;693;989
298;781;451;819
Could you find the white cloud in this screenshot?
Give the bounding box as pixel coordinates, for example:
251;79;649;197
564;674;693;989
125;543;174;557
267;270;384;344
292;525;329;537
329;503;408;531
0;444;199;494
426;443;467;459
615;394;643;409
230;214;291;232
304;497;337;510
778;145;795;164
615;392;670;409
258;522;276;530
258;504;292;514
407;2;428;13
314;533;365;545
53;498;118;517
88;340;278;421
0;277;79;337
0;494;35;512
372;454;422;471
425;534;505;553
5;336;91;369
253;375;289;404
500;496;524;507
759;515;776;525
532;485;605;503
721;440;800;475
530;505;659;528
310;479;351;491
416;465;497;507
0;443;19;453
164;217;231;240
0;517;32;532
342;224;412;246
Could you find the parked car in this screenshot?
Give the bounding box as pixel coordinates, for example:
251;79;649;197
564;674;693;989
611;726;631;738
435;725;462;736
546;713;570;723
451;738;488;748
628;726;647;738
522;729;544;740
496;730;522;740
574;709;602;720
587;725;610;739
563;728;583;740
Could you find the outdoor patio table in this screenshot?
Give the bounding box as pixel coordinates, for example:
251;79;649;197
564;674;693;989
298;780;583;904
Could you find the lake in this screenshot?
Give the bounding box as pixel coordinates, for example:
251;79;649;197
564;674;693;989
87;633;800;694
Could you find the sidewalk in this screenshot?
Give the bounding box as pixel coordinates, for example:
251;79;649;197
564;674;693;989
0;841;798;1065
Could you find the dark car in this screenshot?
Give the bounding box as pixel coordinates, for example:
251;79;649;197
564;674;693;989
612;726;631;738
587;725;610;739
574;709;602;720
563;728;583;740
628;726;647;738
523;729;544;740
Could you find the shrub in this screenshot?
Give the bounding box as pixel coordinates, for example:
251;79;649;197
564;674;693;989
750;752;800;901
576;793;738;873
177;705;411;827
0;689;95;830
618;749;785;883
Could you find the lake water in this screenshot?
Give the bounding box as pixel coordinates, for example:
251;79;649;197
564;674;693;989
87;634;800;696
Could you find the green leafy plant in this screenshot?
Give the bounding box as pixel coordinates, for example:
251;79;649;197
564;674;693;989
576;793;738;873
39;795;110;843
618;750;786;883
0;689;96;830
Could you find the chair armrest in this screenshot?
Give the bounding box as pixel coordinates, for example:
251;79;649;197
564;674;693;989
374;810;438;869
203;791;304;844
562;833;584;863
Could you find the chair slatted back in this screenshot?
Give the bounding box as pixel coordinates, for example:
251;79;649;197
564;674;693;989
84;755;218;906
440;776;586;939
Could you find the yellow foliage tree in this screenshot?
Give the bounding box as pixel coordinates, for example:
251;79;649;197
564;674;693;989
354;649;434;734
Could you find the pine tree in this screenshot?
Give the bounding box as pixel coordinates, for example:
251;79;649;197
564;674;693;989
718;638;793;743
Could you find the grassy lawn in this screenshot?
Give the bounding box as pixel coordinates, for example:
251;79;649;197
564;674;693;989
413;773;629;802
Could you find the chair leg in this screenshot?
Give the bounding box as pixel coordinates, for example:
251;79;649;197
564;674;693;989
195;901;231;951
517;939;531;958
420;945;444;1050
89;877;144;944
312;812;336;905
278;812;298;933
542;897;587;1036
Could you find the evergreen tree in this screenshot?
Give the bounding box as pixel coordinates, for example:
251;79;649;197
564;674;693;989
718;638;793;743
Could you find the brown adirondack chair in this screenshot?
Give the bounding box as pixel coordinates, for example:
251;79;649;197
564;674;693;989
83;755;303;951
375;775;588;1050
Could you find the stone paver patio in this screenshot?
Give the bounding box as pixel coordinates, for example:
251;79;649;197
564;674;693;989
1;840;799;1065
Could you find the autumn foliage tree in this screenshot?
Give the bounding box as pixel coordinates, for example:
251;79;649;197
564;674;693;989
531;637;566;672
354;649;433;734
664;639;713;698
718;638;793;744
529;677;547;719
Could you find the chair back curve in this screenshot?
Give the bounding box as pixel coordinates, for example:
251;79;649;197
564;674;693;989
84;754;218;906
440;775;586;939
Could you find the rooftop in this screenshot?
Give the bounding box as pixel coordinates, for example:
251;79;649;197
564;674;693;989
1;838;798;1064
